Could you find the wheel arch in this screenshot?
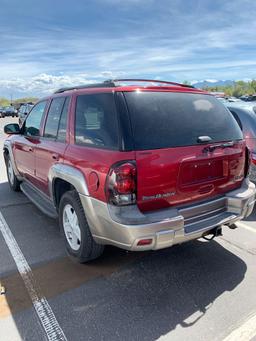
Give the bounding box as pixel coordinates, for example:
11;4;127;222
49;164;90;208
3;141;22;180
3;146;9;160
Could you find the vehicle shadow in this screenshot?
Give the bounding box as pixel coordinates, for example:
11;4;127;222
74;240;246;341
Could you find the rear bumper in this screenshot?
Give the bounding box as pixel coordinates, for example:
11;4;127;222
80;179;256;251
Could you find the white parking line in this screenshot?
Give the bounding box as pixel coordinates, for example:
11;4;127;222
237;221;256;234
223;312;256;341
0;212;67;341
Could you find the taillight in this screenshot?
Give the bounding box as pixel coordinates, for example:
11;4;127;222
106;161;137;206
252;153;256;166
244;147;251;177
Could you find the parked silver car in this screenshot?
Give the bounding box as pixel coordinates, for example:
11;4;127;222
226;103;256;182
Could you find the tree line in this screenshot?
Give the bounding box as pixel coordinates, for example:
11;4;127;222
1;80;256;105
0;97;38;107
186;80;256;97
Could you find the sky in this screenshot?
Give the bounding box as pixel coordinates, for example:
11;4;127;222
0;0;256;98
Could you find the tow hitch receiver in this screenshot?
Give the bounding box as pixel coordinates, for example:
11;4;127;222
202;226;223;241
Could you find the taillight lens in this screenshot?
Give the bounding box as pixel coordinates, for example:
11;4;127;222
245;147;251;177
106;161;137;206
252;153;256;166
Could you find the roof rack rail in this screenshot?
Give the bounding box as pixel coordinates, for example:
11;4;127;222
54;80;115;94
109;79;194;88
54;78;194;94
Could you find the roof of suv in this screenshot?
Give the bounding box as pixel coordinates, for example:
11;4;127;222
52;79;207;96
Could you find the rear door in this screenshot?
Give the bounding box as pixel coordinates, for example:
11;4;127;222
35;96;70;195
124;91;245;212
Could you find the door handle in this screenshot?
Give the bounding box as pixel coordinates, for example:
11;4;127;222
52;153;59;161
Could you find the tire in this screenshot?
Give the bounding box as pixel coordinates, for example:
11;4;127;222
5;155;20;191
59;190;104;263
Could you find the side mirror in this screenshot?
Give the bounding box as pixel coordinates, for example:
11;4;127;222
4;123;21;135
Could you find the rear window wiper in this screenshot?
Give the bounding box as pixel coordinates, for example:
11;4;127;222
203;141;235;153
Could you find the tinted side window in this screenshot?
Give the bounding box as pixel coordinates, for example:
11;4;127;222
44;97;65;138
75;93;119;149
57;97;70;141
24;101;47;136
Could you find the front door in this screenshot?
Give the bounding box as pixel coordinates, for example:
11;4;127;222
13;101;48;185
35;96;70;195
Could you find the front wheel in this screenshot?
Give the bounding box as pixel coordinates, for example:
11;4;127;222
6;156;20;191
59;190;104;263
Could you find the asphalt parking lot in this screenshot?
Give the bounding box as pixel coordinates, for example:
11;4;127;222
0;117;256;341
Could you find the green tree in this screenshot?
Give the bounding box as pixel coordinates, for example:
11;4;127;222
0;98;10;106
182;80;191;85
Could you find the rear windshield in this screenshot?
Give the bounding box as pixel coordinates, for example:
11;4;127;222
124;92;243;150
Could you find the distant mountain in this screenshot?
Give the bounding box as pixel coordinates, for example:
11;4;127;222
192;80;235;89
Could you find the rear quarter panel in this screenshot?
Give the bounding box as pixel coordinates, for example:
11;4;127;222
63;145;135;201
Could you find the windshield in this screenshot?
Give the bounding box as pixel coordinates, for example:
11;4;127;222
124;91;243;150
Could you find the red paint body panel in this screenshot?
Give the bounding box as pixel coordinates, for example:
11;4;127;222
12;135;38;185
135;142;246;212
8;84;246;214
63;144;135;201
35;140;68;194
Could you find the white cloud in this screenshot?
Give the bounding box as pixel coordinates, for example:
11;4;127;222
205;79;219;83
0;73;97;96
0;0;256;97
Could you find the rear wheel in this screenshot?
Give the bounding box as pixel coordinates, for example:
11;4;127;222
6;156;20;191
59;190;104;263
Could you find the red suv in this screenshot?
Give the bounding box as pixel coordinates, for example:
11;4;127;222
3;79;256;262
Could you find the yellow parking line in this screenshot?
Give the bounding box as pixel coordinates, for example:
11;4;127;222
0;294;12;319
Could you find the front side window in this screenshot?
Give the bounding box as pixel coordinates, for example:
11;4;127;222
75;93;119;149
57;97;70;141
44;97;66;138
24;101;47;136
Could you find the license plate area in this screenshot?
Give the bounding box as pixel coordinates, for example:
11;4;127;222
179;159;226;187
